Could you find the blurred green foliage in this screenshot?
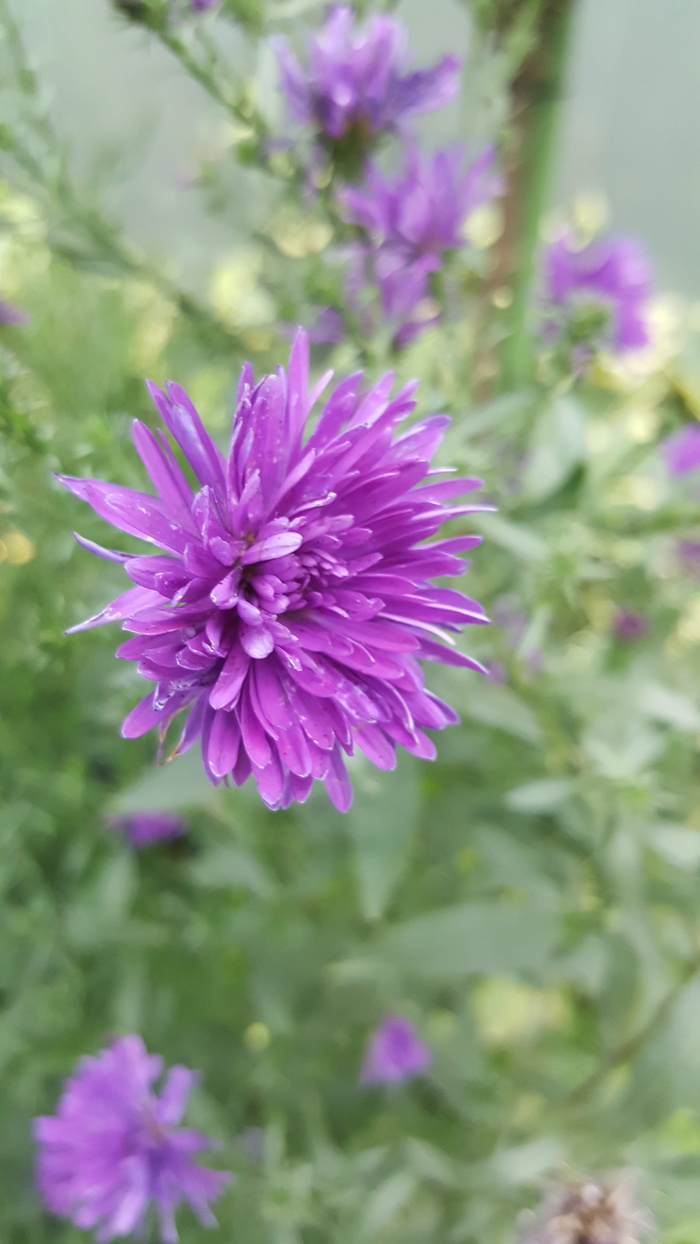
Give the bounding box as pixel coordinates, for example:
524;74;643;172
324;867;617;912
2;1;700;1242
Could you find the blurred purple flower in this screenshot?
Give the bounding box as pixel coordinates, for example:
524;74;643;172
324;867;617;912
275;6;460;150
59;330;490;813
613;608;647;641
341;145;500;259
305;306;346;345
191;0;219;9
0;298;28;326
360;1015;432;1085
678;539;700;575
339;145;499;347
107;810;188;848
542;230;652;356
34;1035;230;1244
663;424;700;476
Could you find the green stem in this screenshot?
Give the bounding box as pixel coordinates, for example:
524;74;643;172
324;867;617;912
496;0;579;391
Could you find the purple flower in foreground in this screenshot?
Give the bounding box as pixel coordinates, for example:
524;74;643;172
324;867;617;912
341;145;500;260
58;331;489;813
34;1035;230;1243
542;230;652;357
360;1015;432;1085
108;810;188;848
275;6;459;152
0;297;28;326
612;608;647;642
663;424;700;476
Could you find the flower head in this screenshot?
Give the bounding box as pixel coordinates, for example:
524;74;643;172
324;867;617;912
341;145;500;259
107;810;188;848
360;1015;432;1085
663;423;700;476
58;331;489;813
541;231;652;358
612;608;647;641
520;1176;650;1244
275;5;459;156
0;297;28;326
34;1035;230;1244
338;145;499;348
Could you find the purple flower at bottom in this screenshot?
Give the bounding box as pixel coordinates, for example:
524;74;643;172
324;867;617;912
613;608;647;641
541;230;652;356
58;331;490;814
360;1015;432;1085
0;297;29;326
34;1036;230;1244
107;810;188;848
275;6;460;150
663;424;700;477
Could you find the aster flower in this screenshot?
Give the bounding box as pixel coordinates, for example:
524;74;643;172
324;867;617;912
0;297;28;326
107;809;188;848
612;608;647;642
541;230;652;360
662;423;700;476
34;1035;230;1243
338;145;499;348
677;539;700;575
58;331;489;813
340;145;500;260
275;5;460;161
360;1015;432;1085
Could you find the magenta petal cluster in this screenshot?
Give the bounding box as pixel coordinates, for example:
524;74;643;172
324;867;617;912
34;1036;230;1243
339;144;499;346
360;1015;432;1085
59;331;489;813
341;145;500;260
275;5;460;144
542;230;652;355
107;810;188;848
663;424;700;477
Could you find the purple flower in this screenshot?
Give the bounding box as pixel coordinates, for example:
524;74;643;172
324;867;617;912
34;1035;230;1243
360;1015;432;1085
613;608;647;641
191;0;218;9
678;539;700;575
58;331;489;813
338;145;499;348
341;145;500;260
107;810;188;848
0;297;28;326
663;424;700;476
542;230;652;356
275;6;460;151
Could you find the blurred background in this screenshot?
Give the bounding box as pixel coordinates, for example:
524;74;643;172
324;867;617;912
3;2;700;1243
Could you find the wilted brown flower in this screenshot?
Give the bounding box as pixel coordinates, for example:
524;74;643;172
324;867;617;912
520;1177;651;1244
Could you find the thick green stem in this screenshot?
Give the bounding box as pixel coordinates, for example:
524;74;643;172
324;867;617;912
496;0;578;391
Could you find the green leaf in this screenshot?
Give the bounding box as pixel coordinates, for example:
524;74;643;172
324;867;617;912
461;682;542;743
346;753;420;921
109;748;217;814
522;396;586;500
189;845;275;897
371;899;559;980
505;778;574;813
